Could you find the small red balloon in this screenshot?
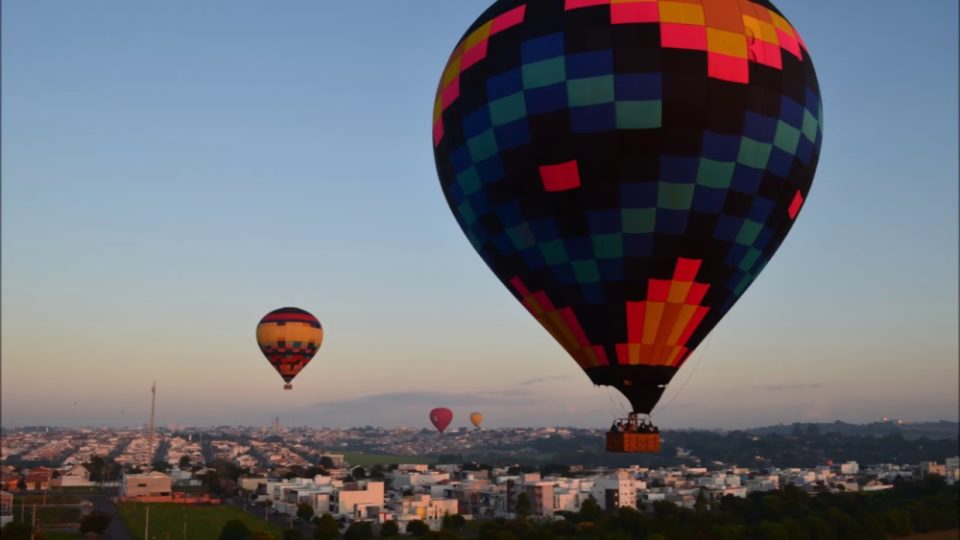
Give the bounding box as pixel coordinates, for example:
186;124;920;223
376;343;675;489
429;407;453;433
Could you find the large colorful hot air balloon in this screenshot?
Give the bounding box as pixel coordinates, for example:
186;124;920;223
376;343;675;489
256;307;324;390
470;412;484;428
430;407;454;433
433;0;821;444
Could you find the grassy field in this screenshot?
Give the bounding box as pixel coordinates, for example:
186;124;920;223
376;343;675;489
10;505;83;524
42;532;83;540
342;452;435;467
118;503;284;540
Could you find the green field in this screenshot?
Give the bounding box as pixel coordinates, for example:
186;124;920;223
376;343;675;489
118;503;284;540
342;452;435;467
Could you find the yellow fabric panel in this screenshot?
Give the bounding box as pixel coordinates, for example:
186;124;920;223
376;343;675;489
256;323;324;347
441;57;461;87
523;296;545;316
667;280;693;304
545;311;580;352
667;304;698;345
642;302;665;345
654;303;684;346
768;11;795;35
658;1;705;25
743;15;778;44
707;27;748;58
465;20;492;48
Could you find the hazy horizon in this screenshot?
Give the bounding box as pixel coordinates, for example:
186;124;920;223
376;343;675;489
2;1;958;431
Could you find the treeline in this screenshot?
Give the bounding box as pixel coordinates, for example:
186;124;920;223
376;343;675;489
404;476;956;540
457;429;960;469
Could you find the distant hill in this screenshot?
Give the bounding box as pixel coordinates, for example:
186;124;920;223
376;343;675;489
745;420;959;440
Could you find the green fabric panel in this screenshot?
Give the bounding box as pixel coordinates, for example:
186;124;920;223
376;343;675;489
592;234;623;259
773;120;801;154
801;109;818;142
739;247;761;272
737;137;772;169
697;158;735;188
572;260;601;283
467;129;499;162
507;223;536;250
539;239;569;265
622;208;656;234
457;166;482;195
658;182;694;210
458;201;477;225
567;75;615;107
522;57;566;89
615;100;662;129
735;219;763;246
489;92;527;126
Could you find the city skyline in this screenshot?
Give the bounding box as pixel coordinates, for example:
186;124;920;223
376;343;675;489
2;0;958;429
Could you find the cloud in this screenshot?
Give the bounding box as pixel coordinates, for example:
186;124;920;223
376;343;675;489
759;383;824;391
515;375;570;387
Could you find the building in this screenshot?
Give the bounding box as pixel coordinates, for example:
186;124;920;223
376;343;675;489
525;481;556;516
332;481;385;518
0;472;20;492
56;465;92;487
590;472;642;510
839;461;859;475
120;472;173;500
24;467;53;491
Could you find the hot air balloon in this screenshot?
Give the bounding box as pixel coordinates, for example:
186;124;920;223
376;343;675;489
433;0;821;452
430;407;454;433
256;307;324;390
470;412;483;428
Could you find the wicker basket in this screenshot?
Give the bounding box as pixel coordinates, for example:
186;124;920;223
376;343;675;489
606;432;661;453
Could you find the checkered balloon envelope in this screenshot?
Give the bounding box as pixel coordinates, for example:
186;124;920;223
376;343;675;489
432;0;822;414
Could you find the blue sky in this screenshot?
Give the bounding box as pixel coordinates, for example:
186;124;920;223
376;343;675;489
2;1;957;430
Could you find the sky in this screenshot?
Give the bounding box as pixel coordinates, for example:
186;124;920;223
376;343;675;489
1;1;957;431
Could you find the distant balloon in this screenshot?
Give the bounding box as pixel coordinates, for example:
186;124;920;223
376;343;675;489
470;412;483;428
256;307;324;390
430;407;453;433
432;0;821;417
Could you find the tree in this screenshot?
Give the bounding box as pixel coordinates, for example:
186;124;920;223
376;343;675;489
218;519;251;540
351;467;367;480
152;461;172;473
313;513;339;540
297;503;315;522
251;533;274;540
319;457;335;469
380;520;400;537
79;511;112;536
694;491;708;513
0;522;33;540
282;530;304;540
441;514;466;531
578;496;603;523
179;455;192;469
515;492;532;518
344;521;373;540
406;520;430;536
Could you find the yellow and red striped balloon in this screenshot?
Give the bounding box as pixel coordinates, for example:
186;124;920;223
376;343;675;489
256;307;323;390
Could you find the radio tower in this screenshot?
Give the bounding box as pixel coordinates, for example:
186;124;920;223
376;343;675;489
147;381;157;471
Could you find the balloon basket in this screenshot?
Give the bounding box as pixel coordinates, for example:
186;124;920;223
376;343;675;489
606;432;661;453
283;384;293;390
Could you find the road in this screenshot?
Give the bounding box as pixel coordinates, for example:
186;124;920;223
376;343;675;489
225;496;319;538
89;494;135;540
